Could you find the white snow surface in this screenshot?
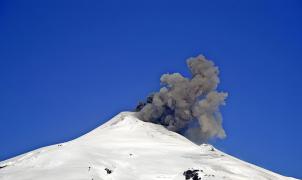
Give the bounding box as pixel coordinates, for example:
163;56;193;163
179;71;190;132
0;112;298;180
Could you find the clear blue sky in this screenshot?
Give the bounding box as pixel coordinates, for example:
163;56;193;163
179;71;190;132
0;0;301;178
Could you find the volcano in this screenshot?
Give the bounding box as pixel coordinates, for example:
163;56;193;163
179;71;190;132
0;112;297;180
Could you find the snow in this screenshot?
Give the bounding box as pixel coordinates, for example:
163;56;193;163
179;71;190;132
0;112;298;180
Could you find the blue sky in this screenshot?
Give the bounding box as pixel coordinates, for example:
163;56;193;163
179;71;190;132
0;0;301;178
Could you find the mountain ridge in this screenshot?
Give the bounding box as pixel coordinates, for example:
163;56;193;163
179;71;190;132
0;112;298;180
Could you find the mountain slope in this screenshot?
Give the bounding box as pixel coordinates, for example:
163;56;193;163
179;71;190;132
0;112;298;180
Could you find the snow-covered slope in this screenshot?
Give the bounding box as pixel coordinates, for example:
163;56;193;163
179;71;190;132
0;112;298;180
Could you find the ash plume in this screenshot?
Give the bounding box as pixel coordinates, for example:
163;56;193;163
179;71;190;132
136;55;228;143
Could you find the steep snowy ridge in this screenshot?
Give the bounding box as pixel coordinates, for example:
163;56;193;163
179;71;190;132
0;112;298;180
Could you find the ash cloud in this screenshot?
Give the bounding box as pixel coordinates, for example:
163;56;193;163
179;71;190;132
135;55;228;144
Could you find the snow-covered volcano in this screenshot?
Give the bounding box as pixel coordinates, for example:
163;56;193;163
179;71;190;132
0;112;298;180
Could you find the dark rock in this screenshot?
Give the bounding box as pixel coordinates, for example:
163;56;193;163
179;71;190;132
183;169;201;180
0;165;7;169
104;168;112;174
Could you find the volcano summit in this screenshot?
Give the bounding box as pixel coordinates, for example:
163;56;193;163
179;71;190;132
0;112;297;180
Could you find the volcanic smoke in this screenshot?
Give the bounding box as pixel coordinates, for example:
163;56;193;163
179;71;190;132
136;55;228;143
